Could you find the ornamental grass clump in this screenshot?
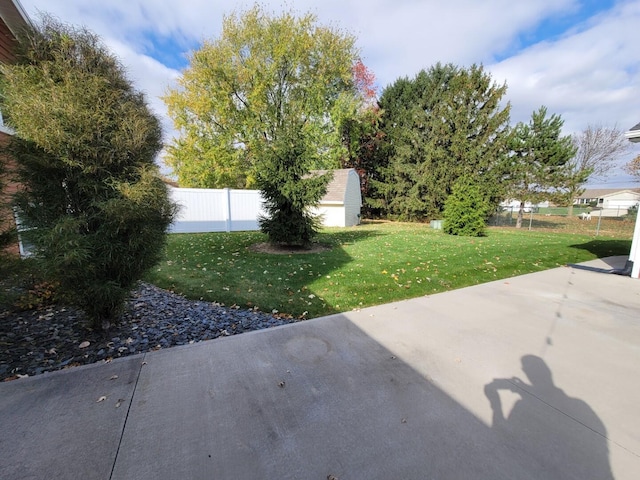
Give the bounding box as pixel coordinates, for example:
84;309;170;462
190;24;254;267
0;17;177;329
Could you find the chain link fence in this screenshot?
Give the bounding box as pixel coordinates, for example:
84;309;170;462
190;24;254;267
488;206;638;237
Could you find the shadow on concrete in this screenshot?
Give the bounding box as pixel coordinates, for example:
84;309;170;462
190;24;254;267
485;355;613;479
0;316;616;479
0;357;142;480
121;319;617;477
567;263;631;275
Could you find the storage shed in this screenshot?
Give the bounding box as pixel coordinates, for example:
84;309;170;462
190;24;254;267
312;169;362;227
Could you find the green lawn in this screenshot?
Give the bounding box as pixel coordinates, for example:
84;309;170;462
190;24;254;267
536;206;587;215
144;221;632;319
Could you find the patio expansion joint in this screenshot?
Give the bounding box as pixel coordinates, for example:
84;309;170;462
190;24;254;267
108;352;148;480
513;379;640;459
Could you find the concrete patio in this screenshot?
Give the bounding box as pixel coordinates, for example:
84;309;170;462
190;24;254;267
1;256;639;479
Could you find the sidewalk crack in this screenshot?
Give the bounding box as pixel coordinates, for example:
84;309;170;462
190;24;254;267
109;353;147;480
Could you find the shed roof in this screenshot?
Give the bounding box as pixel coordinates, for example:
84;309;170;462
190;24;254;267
312;169;359;204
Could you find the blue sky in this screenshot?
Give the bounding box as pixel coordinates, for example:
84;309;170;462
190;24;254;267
18;0;640;187
497;0;615;60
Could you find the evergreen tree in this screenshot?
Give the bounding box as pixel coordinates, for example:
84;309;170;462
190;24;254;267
507;106;576;228
443;176;490;237
371;63;510;220
257;124;330;247
0;17;177;328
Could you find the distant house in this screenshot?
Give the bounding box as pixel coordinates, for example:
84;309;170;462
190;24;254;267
575;188;640;210
624;122;640;143
311;169;362;227
0;0;31;256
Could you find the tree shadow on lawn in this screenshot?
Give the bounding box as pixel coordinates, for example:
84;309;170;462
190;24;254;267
318;225;388;248
569;239;631;259
248;227;386;255
248;227;388;318
190;227;388;318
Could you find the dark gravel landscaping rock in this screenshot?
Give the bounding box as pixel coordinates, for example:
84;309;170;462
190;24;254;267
0;283;296;381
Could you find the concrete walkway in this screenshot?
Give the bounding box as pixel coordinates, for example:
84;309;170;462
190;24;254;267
1;257;639;479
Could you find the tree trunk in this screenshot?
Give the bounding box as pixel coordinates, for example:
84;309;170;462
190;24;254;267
516;201;524;228
567;202;574;217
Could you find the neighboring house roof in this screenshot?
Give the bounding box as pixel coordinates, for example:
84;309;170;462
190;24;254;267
625;121;640;142
312;169;359;204
577;188;640;199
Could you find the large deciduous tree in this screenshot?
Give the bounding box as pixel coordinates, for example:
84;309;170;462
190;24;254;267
507;106;576;228
564;125;631;215
0;17;177;329
371;63;511;220
163;5;360;189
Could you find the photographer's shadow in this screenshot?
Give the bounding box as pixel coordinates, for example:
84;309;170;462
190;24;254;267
484;355;614;479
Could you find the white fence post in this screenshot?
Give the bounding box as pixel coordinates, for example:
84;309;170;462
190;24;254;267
224;188;232;233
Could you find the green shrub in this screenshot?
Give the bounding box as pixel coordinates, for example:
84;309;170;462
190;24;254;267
0;17;177;329
443;176;490;237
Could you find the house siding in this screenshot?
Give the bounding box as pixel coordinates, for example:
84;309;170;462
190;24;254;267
0;18;17;63
0;0;31;256
0;131;19;255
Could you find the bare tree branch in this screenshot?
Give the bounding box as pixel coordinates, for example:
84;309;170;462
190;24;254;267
570;124;631;179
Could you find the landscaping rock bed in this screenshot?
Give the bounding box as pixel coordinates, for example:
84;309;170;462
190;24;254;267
0;283;296;381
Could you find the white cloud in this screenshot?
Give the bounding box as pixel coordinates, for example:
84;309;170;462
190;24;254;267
489;1;640;132
105;39;180;138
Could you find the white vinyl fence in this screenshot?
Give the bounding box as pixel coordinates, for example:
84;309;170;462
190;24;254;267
169;188;265;233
